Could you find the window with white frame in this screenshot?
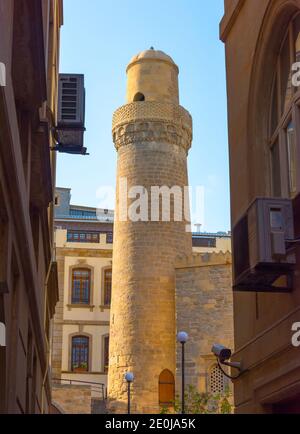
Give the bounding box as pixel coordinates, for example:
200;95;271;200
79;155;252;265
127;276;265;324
269;13;300;199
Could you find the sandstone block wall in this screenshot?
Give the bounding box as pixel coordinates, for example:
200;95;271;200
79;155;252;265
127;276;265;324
52;385;92;414
175;252;234;393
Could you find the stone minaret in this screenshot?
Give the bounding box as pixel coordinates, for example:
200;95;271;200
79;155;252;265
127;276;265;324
109;49;193;413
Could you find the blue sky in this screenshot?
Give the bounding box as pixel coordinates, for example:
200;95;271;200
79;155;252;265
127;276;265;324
57;0;230;232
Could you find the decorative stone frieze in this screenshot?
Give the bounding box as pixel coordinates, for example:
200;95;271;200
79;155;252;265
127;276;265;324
112;101;192;151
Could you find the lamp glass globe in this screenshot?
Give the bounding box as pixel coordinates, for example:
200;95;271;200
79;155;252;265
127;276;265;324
177;331;188;343
125;372;134;383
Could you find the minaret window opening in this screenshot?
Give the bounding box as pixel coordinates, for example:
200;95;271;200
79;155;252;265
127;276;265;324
133;92;145;102
209;364;227;394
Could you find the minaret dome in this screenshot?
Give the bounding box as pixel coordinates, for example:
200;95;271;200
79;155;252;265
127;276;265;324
126;49;179;104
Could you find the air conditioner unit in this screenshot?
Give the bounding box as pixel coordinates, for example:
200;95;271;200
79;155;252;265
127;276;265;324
56;74;87;154
233;197;296;292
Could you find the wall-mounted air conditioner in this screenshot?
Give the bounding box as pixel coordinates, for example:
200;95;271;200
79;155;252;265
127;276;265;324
233;198;296;292
55;74;87;155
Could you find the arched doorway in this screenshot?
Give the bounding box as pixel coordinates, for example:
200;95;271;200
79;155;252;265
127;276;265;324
159;369;175;408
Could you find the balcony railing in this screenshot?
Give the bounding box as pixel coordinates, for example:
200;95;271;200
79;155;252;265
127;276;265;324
55;213;114;222
52;378;107;401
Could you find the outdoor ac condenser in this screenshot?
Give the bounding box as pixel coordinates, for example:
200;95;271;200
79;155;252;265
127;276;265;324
58;74;85;126
233;198;296;292
56;74;86;153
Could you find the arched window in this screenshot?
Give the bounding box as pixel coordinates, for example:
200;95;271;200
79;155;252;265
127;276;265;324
133;92;145;102
71;268;91;305
209;364;226;394
270;13;300;199
71;336;89;372
159;370;175;407
104;269;112;306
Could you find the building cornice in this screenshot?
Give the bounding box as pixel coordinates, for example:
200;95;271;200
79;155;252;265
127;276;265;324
55;218;114;224
58;0;64;26
175;251;232;269
220;0;246;42
56;320;110;326
56;247;113;258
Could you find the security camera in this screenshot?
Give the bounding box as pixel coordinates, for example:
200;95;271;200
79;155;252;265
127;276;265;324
211;344;232;362
211;344;243;377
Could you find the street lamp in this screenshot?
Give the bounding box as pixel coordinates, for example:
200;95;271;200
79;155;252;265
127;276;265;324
124;372;134;414
177;331;188;414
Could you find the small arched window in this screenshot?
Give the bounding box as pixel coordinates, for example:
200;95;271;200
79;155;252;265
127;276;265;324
269;13;300;198
133;92;145;102
159;369;175;407
71;268;91;305
71;336;89;372
209;364;226;394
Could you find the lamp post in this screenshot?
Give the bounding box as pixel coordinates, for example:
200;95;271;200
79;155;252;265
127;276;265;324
124;372;134;414
177;331;188;414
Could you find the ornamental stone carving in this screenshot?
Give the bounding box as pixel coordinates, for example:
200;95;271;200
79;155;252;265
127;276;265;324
112;101;193;151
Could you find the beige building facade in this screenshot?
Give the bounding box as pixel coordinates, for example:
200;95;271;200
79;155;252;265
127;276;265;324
192;232;231;254
221;0;300;414
51;188;113;413
0;0;63;414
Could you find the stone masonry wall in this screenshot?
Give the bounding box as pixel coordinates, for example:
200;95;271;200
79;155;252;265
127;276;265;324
175;252;234;393
52;385;92;414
